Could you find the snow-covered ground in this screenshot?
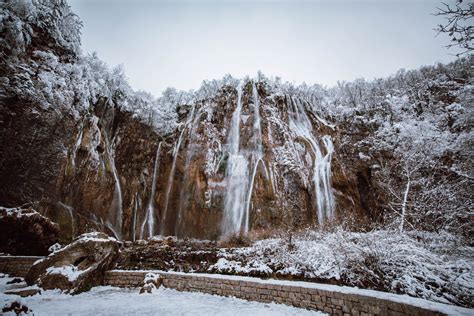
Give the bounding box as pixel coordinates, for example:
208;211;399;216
0;275;324;316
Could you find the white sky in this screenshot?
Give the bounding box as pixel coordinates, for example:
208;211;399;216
69;0;460;97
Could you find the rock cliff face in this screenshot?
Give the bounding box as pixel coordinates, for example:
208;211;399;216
0;78;370;241
150;81;369;240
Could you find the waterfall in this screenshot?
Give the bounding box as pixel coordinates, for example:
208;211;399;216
244;160;259;232
110;156;123;239
222;154;249;236
71;124;83;168
58;202;75;239
159;128;185;235
106;221;120;240
266;120;278;195
175;109;203;235
110;154;123;239
132;194;138;241
141;141;162;239
313;135;335;224
222;81;264;235
105;132;123;239
222;81;249;235
244;82;264;232
288;97;335;224
251;82;263;153
160;104;197;235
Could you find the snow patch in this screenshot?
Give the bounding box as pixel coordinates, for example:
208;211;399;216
46;265;91;282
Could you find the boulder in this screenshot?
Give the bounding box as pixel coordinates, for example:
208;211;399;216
0;206;59;255
25;232;119;294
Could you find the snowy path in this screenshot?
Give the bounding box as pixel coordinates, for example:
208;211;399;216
0;275;325;316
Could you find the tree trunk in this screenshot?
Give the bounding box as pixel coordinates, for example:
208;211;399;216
400;178;411;233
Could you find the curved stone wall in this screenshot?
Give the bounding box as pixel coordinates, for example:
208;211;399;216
104;270;471;316
1;257;469;316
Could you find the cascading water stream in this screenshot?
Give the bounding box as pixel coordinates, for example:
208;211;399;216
58;202;75;239
71;124;83;168
317;135;335;222
288;97;335;224
160;104;197;235
222;81;249;235
222;81;267;235
110;154;123;238
243;82;265;232
175;109;203;235
132;194;138;241
104;132;123;240
140;141;162;239
106;222;120;240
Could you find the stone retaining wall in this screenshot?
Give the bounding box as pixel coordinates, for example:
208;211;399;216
104;270;451;316
0;258;464;316
0;256;44;277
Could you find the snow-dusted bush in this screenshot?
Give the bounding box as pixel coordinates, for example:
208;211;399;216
140;272;162;294
215;229;473;307
0;0;82;57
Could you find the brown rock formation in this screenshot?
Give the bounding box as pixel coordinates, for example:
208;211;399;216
116;237;218;272
1;81;372;242
0;206;59;256
25;232;119;294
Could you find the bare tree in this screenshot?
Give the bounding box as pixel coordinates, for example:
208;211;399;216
434;0;474;56
377;151;424;233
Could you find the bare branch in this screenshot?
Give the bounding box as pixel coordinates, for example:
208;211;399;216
434;0;474;56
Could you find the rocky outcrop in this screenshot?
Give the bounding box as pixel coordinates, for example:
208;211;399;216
25;232;119;294
124;82;366;239
116;237;218;272
0;206;59;255
0;82;369;241
0;94;163;242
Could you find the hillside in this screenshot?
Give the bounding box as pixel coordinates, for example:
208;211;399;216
0;0;472;308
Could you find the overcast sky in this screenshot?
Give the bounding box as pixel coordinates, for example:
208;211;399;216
69;0;459;97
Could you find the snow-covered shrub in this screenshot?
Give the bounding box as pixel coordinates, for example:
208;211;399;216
217;229;473;307
140;272;162;294
0;0;82;57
